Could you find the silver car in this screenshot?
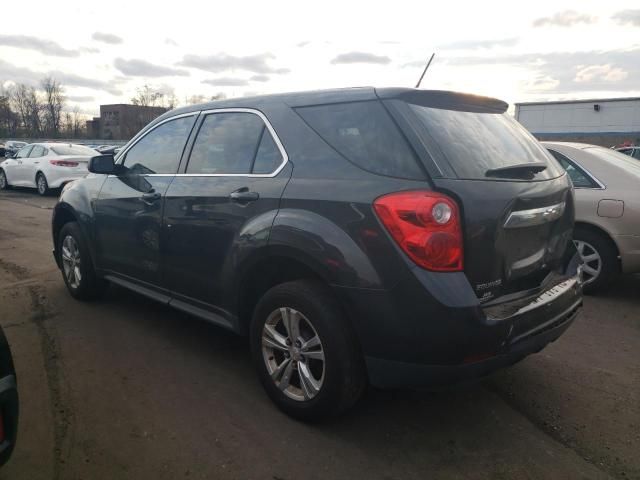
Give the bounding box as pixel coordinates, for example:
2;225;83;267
543;142;640;293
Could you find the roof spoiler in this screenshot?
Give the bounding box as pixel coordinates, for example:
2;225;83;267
376;88;508;114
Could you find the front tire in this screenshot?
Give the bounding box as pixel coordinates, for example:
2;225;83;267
58;222;107;301
250;280;366;421
574;227;618;294
0;169;10;190
36;172;50;196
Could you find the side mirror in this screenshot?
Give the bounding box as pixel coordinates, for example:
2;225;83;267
88;154;116;174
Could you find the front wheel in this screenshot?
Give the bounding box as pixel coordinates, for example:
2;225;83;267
0;169;10;190
250;280;366;421
58;222;107;300
36;172;50;196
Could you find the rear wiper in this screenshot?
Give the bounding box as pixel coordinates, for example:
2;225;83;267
485;162;547;179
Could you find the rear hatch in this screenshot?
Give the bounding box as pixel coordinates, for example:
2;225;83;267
381;90;575;302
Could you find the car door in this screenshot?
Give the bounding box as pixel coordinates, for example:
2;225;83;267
162;109;291;320
10;145;34;185
24;145;45;186
94;113;198;289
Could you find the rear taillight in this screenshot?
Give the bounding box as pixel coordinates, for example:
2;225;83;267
50;160;79;167
373;190;463;271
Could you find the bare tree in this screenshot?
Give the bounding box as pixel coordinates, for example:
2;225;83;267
0;85;19;137
41;76;65;137
10;83;43;137
131;84;163;107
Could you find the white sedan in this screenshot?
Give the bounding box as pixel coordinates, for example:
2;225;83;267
0;143;97;195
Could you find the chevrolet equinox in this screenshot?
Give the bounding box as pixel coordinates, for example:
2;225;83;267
52;88;583;420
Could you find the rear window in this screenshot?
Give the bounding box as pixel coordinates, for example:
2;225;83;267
296;101;424;179
50;145;97;156
409;105;563;180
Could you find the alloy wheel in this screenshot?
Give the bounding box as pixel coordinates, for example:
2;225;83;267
574;239;601;285
261;307;325;402
0;171;6;189
61;235;82;289
37;175;47;195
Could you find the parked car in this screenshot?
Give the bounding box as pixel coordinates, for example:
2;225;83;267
96;145;120;155
3;141;27;158
52;88;582;419
0;324;19;466
544;142;640;293
616;146;640;160
0;143;97;195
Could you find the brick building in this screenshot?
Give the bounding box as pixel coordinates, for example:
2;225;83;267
86;104;168;140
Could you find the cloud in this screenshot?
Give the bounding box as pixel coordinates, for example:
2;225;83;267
165;38;179;46
297;41;310;47
442;47;640;93
574;64;628;83
92;32;123;45
0;59;122;95
81;47;100;54
439;37;519;50
330;51;391;65
611;10;640;26
0;34;78;57
66;95;96;103
114;58;189;77
179;52;290;74
202;77;250;87
250;74;270;82
533;10;597;27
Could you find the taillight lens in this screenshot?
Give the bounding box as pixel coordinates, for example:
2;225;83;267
50;160;79;167
374;190;463;271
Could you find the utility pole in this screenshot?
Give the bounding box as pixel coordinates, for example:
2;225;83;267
415;53;435;89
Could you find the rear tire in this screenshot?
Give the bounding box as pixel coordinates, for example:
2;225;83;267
36;172;50;196
58;222;107;301
250;280;366;421
0;169;10;190
574;227;618;295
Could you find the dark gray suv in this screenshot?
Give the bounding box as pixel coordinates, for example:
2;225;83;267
52;88;583;419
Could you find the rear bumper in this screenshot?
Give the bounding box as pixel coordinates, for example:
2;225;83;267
46;171;87;188
365;296;580;389
615;234;640;274
336;262;582;389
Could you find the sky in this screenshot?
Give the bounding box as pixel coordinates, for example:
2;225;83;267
1;0;639;117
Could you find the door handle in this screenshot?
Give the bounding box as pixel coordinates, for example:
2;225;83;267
229;188;259;203
140;191;162;205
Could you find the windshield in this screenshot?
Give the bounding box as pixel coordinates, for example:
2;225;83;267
50;145;97;156
409;105;563;180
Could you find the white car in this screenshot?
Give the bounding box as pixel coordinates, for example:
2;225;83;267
0;143;97;196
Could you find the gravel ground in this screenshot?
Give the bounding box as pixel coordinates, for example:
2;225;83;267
0;188;637;480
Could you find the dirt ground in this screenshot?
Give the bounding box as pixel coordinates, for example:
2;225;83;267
0;188;638;480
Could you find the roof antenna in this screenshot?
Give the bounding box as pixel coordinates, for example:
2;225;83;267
415;53;435;89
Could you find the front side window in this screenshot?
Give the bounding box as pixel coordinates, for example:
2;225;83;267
186;112;283;174
633;149;640;160
547;149;598;188
16;145;33;158
122;115;196;174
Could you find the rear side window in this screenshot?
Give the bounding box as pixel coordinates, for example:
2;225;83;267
547;149;598;188
296;101;424;179
409;105;563;180
186;112;283;175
